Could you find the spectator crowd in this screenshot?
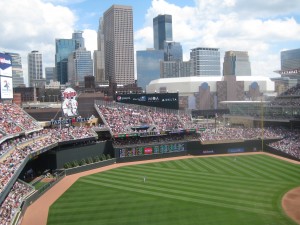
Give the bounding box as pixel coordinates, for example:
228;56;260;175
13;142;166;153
0;103;97;224
0;181;33;225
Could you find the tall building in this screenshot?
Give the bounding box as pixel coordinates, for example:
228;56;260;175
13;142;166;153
153;14;173;50
68;48;93;86
279;48;300;83
55;39;76;84
160;60;192;78
72;31;85;49
281;48;300;71
5;52;25;87
103;5;135;85
94;17;106;83
28;50;45;87
190;47;221;76
136;49;164;90
223;51;251;76
163;41;182;61
45;67;55;84
55;31;85;84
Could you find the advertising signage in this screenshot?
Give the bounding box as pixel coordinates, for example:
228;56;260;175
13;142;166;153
62;88;78;117
0;53;12;77
115;93;179;109
0;77;13;99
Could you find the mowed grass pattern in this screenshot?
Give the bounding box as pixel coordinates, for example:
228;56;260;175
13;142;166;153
47;154;300;225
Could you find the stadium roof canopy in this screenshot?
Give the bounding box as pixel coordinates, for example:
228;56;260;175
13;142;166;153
146;76;275;93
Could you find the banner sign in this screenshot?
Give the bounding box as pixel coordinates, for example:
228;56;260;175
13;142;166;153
0;76;13;99
50;117;89;125
115;93;179;110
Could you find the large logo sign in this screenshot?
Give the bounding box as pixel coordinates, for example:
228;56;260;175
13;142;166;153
62;88;78;117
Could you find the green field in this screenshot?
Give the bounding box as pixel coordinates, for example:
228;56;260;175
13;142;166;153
47;154;300;225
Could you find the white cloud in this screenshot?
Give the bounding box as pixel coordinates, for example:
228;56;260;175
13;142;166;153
0;0;76;85
82;29;97;52
134;0;300;77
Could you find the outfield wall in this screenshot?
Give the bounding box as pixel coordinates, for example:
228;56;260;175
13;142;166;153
114;139;267;163
186;140;262;155
264;145;300;162
55;141;114;168
114;141;187;163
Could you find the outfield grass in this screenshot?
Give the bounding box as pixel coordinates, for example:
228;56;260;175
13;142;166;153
47;154;300;225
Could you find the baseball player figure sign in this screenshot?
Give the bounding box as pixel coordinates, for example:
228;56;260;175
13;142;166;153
62;88;78;117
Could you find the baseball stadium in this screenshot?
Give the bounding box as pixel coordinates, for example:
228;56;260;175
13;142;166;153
0;85;300;225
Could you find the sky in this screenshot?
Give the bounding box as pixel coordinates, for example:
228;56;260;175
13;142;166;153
1;0;300;86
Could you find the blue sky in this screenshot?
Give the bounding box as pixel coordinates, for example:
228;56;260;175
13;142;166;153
67;0;195;31
1;0;300;85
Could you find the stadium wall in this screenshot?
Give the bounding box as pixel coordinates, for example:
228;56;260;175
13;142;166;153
114;141;187;163
186;140;262;155
264;145;300;162
65;158;116;175
116;151;187;163
55;141;114;168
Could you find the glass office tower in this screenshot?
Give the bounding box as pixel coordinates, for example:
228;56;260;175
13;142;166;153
281;48;300;71
68;48;93;86
136;49;164;90
153;14;173;50
55;39;76;84
163;41;182;61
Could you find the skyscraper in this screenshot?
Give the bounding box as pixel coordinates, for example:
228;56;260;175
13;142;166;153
276;48;300;83
163;41;182;61
68;48;93;86
223;51;251;76
281;48;300;71
103;5;135;85
94;17;106;83
160;60;192;78
28;50;44;87
55;39;76;84
5;52;25;87
55;31;85;84
45;67;55;84
190;47;221;76
153;14;173;50
136;49;164;90
72;31;85;49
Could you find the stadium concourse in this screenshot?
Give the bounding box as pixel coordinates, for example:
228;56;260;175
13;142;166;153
0;90;300;224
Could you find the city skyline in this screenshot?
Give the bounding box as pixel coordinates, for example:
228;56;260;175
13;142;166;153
1;0;300;86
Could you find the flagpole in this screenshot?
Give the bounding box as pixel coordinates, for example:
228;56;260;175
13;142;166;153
261;98;264;152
